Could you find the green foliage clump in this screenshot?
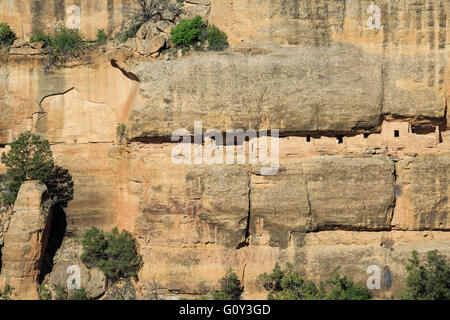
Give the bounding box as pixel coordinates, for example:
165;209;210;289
325;267;372;300
1;131;54;205
259;263;324;300
30;26;85;60
206;25;228;51
81;227;143;282
96;29;107;45
211;268;242;300
400;250;449;300
170;15;206;48
80;227;108;268
50;26;85;58
259;263;371;300
0;23;16;46
0;284;15;300
170;16;228;51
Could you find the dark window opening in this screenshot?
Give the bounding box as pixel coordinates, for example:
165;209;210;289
394;130;400;138
306;136;311;142
364;133;370;139
337;135;343;144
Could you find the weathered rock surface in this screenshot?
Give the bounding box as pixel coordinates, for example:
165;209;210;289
393;154;449;230
250;156;396;248
0;181;52;299
46;238;106;299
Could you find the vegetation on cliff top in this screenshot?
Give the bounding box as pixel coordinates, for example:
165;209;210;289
0;131;74;207
81;227;143;282
0;23;16;46
170;16;228;51
31;26;86;61
1;131;54;205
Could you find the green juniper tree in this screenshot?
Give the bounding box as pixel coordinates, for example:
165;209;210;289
401;250;449;300
1;131;54;205
211;268;243;300
81;227;143;282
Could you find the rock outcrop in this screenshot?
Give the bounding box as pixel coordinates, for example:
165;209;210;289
0;181;52;299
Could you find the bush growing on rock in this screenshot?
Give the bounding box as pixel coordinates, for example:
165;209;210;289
1;131;54;205
170;16;228;52
170;16;206;48
50;26;85;59
96;29;107;45
0;23;16;46
211;268;243;300
81;227;143;282
0;131;74;207
324;267;372;300
259;263;371;300
400;250;450;300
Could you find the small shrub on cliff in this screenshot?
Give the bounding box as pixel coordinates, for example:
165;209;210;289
81;227;143;282
0;23;16;46
170;16;228;51
50;26;85;59
170;15;206;48
400;250;450;300
80;227;108;268
96;29;107;45
1;131;54;205
211;268;242;300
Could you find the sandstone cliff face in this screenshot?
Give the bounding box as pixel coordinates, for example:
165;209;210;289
0;181;52;299
0;0;448;299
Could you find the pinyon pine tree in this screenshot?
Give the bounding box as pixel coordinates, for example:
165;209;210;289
1;131;54;204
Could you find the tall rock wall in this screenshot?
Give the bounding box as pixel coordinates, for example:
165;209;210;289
0;0;448;299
